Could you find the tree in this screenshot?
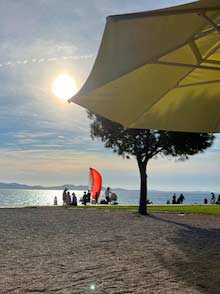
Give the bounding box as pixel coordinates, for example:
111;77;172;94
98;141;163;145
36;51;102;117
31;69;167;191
88;112;215;215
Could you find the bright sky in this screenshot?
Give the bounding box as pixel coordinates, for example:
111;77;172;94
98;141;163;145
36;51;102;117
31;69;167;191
0;0;219;191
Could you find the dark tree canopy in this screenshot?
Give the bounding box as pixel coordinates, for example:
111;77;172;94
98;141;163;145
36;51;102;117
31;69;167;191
88;112;215;214
88;112;214;160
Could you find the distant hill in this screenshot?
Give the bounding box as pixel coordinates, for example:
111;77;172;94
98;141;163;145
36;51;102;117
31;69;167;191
0;182;89;190
0;182;212;193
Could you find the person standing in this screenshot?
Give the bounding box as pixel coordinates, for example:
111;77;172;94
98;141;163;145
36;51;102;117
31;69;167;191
172;194;177;204
71;192;77;206
95;192;99;204
86;190;91;203
82;192;87;205
54;196;58;206
105;187;111;204
66;191;71;205
62;188;68;205
210;192;216;204
179;193;185;204
110;192;118;205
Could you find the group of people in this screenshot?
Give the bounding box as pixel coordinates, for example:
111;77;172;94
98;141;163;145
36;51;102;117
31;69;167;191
62;189;77;206
101;187;118;204
81;187;118;205
54;187;118;206
204;193;220;205
167;193;185;205
166;192;220;205
81;190;92;205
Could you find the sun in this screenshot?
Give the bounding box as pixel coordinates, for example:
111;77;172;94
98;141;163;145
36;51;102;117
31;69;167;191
52;74;77;100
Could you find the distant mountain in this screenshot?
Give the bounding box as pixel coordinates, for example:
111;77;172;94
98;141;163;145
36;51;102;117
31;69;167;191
0;182;213;193
0;182;89;190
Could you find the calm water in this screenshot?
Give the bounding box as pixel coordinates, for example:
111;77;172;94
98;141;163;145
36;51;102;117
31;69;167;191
0;189;216;207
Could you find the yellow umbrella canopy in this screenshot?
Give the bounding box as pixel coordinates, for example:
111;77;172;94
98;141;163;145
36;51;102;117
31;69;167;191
69;0;220;133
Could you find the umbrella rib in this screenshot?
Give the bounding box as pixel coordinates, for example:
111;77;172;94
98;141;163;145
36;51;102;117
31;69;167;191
195;24;220;40
172;36;211;89
143;27;220;77
204;59;220;66
189;40;202;64
158;38;202;91
127;56;198;128
127;75;220;129
177;79;220;88
188;40;220;68
127;59;220;128
155;61;220;71
199;13;220;34
73;17;220;103
203;40;220;59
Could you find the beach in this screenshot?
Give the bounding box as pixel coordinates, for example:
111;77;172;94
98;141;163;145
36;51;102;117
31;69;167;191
0;208;220;294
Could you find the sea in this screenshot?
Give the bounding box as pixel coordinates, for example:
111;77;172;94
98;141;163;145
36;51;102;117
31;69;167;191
0;189;216;207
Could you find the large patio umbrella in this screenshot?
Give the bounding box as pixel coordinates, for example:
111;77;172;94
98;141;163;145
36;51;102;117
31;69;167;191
69;0;220;133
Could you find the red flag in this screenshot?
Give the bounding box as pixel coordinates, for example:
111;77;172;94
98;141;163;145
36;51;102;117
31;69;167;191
90;168;102;200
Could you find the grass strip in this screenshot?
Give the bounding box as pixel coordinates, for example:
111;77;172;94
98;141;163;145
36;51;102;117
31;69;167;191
148;205;220;215
68;204;220;215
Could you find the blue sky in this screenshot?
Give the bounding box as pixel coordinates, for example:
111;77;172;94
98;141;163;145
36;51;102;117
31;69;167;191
0;0;219;191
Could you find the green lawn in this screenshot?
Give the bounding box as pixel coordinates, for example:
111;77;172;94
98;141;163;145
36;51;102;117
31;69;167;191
148;205;220;215
68;204;220;215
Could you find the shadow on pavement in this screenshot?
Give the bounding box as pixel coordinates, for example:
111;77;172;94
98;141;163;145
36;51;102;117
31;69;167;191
150;214;220;294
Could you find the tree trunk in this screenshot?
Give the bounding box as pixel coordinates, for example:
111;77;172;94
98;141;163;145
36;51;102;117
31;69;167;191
137;156;148;215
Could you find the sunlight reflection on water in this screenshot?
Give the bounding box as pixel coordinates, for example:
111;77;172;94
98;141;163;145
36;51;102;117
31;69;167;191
0;189;211;207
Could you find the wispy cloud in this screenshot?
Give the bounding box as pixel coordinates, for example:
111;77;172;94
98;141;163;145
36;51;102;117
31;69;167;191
0;148;138;187
0;54;93;69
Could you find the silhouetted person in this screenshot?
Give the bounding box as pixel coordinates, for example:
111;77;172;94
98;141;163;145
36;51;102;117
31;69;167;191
62;188;68;205
204;198;208;204
210;192;216;204
82;192;87;205
66;191;71;205
166;199;170;205
172;194;177;204
86;190;91;203
71;192;77;206
178;193;185;204
95;192;99;204
105;187;111;204
110;192;117;202
54;196;58;206
216;195;220;204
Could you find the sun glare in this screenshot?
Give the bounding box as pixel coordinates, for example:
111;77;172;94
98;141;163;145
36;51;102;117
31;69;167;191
52;74;78;101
